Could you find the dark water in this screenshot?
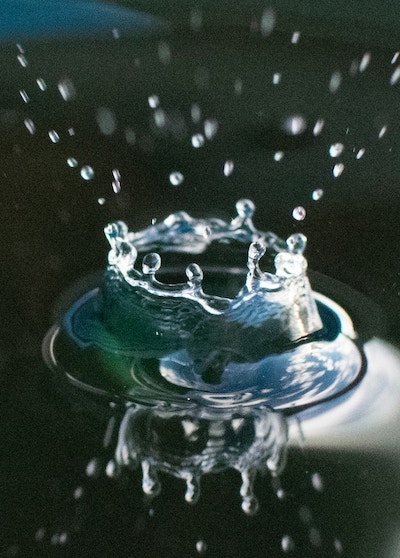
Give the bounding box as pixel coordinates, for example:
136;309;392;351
2;4;400;557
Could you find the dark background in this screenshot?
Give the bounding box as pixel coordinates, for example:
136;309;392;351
1;1;400;556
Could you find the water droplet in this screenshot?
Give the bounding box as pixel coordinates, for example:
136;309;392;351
73;486;84;499
309;527;322;547
196;540;207;554
59;532;68;545
260;8;276;37
190;8;202;31
16;43;24;53
378;125;388;138
333;163;345;177
112;168;121;193
191;103;201;123
329;143;344;157
282;115;307;136
329;71;342;93
105;459;117;477
274;151;284;161
148;95;160;109
291;31;301;44
313;118;325;136
125;127;136;145
86;457;101;476
292;206;306;221
98;197;106;205
191;133;205;148
68;127;75;136
234;78;243;95
359;51;371;72
151;217;157;225
356;147;365;159
223;160;234;176
349;59;359;76
48;130;60;143
96;107;117;135
67;157;78;168
24;118;35;134
312;188;323;201
311;472;324;492
391;66;400;85
392;52;399;64
35;528;46;542
281;535;295;552
17;54;28;67
204;119;218;140
273;72;281;85
36;78;47;91
112;27;120;39
19;89;29;103
158;41;171;65
334;538;344;554
169;171;184;186
276;488;286;499
298;505;313;524
58;78;76;101
80;165;94;181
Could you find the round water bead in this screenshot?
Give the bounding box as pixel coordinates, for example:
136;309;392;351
67;157;78;168
169;171;184;186
292;206;306;221
80;165;94;180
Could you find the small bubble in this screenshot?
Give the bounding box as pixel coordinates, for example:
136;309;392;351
391;66;400;85
281;535;295;552
169;171;184;186
333;163;344;178
98;197;106;205
57;78;76;101
356;147;365;159
36;78;47;91
148;95;160;109
311;472;324;492
223;160;234;176
190;8;202;31
196;539;207;554
19;89;29;103
191;103;201;123
292;206;306;221
378;125;388;138
96;107;117;135
24;118;36;134
359;52;371;72
329;71;342;93
158;41;171;65
391;52;399;64
329;143;344;157
291;31;301;44
48;130;60;143
35;528;46;542
112;27;120;39
67;157;78;168
80;165;94;181
17;54;28;67
191;133;205;148
273;72;281;85
312;188;323;201
313;118;325;136
282;115;307;135
204;119;218;140
260;8;276;37
234;78;243;95
274;151;284;161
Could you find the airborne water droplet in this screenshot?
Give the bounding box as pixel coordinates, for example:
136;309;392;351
48;130;60;143
58;78;76;101
148;95;160;109
329;143;344;157
291;31;301;44
80;165;94;180
282;115;307;136
67;157;78;168
234;78;243;95
359;52;371;72
191;133;205;148
311;472;324;492
191;103;201;123
333;163;345;177
390;66;400;85
196;539;207;554
17;54;28;67
391;52;400;64
260;8;275;37
204;119;218;140
158;41;171;65
24;118;35;134
313;118;325;136
329;71;342;93
96;107;117;135
36;78;47;91
223;160;234;176
356;147;365;159
98;197;106;205
292;206;306;221
273;72;281;85
274;151;284;161
281;534;295;552
169;171;184;186
378;125;388;139
19;89;29;103
312;188;323;200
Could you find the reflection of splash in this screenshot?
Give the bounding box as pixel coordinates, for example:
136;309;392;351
114;405;288;515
